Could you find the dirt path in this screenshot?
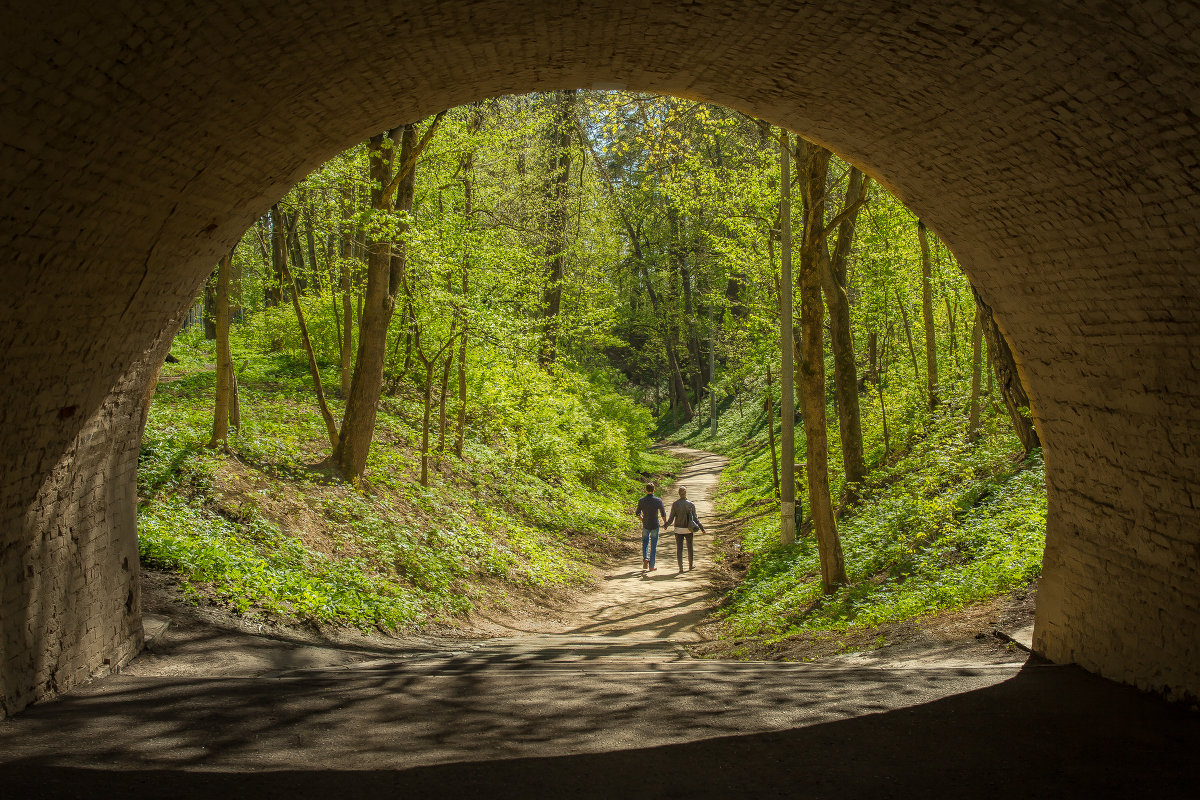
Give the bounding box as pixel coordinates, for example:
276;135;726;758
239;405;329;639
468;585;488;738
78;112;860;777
483;445;725;642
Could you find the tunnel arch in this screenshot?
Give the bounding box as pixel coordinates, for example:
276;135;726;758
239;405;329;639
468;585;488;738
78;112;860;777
2;1;1198;715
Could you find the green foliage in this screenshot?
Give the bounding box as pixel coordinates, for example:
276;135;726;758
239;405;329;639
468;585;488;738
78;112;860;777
464;358;650;491
139;497;438;625
669;368;1046;644
156;88;1047;652
723;439;1043;640
140;332;658;630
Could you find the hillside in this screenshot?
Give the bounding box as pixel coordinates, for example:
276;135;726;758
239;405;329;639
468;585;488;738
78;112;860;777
664;374;1045;661
138;327;679;632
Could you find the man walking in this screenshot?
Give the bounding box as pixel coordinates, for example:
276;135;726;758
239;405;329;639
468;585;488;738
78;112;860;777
665;486;706;572
636;483;667;572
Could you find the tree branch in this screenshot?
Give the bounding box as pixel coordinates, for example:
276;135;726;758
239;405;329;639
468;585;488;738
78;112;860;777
382;110;447;203
817;189;870;245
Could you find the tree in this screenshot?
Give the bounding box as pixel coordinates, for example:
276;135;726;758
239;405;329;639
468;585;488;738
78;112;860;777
202;269;218;340
414;317;459;486
919;219;938;410
333;114;444;481
708;302;717;436
281;233;340;449
539;90;576;367
778;130;797;547
796;138;847;592
967;308;984;441
337;185;357;397
207;248;239;450
455;103;484;458
974;287;1040;453
816;159;870;499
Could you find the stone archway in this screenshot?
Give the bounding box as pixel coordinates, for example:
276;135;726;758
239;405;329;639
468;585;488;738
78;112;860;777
2;0;1198;715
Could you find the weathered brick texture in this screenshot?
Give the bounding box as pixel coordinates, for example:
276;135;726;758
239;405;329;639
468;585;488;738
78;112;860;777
2;1;1198;715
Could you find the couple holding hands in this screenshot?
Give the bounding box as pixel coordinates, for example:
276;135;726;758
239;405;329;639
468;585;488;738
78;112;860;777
635;482;707;573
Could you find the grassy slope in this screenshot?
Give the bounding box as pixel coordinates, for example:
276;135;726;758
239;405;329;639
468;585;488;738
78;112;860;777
139;328;680;632
664;375;1046;656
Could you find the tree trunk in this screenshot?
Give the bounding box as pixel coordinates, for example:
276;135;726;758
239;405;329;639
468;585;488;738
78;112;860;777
455;104;482;459
333;123;419;481
973;287;1040;453
339;228;354;397
682;263;704;406
766;367;780;497
877;333;890;459
895;286;920;379
644;275;694;421
437;345;453;458
708;302;717;437
202;268;217;340
670;376;679;428
283;258;340;449
944;292;959;372
207;250;234;450
414;317;457;484
820;163;869;498
778;130;796;547
797;138;846;592
229;361;241;432
266;204;287;310
725;273;748;320
673;214;705;406
866;329;879;386
227;246;242;432
918;219;938;410
304;206;319;293
986;334;994;397
229;244;245;325
539;89;575;367
968;308;984;442
420;358;435;486
288;219;308;294
401;308;416;377
663;317;694;420
456;335;467;458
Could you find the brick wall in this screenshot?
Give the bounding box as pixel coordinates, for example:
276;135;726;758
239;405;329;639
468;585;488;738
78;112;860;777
0;345;161;716
1;0;1197;715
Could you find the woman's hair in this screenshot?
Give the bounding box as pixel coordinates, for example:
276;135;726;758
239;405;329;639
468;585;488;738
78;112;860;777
645;483;655;493
677;487;687;497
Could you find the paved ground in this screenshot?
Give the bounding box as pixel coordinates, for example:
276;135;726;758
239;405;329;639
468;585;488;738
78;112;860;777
1;447;1197;797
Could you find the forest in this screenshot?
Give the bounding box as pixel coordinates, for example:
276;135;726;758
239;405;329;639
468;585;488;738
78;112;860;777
141;90;1046;654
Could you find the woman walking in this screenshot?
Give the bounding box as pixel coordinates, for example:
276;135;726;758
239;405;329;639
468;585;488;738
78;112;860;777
665;486;706;572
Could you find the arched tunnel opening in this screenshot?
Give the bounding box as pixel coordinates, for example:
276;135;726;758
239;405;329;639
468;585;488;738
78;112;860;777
130;87;1046;676
2;0;1198;732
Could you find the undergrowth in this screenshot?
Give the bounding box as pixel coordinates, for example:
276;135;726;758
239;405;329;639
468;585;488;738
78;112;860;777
664;369;1046;649
138;325;680;631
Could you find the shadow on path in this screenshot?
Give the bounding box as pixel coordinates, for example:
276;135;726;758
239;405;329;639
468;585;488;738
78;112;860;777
2;663;1196;799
